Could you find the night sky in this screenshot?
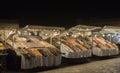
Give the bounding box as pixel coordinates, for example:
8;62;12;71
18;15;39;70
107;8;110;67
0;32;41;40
0;1;120;27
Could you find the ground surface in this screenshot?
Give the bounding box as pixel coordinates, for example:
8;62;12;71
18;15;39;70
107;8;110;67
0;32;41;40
6;56;120;73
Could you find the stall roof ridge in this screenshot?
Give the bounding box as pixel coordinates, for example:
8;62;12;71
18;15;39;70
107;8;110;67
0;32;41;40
69;25;102;32
75;25;101;29
103;25;120;29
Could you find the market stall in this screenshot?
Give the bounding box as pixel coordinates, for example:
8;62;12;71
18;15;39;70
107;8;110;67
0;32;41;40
6;34;61;69
55;28;92;58
6;25;63;69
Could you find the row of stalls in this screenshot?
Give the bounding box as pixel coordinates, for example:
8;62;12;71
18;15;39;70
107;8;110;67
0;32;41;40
0;23;120;70
25;25;119;57
68;25;119;57
20;25;119;58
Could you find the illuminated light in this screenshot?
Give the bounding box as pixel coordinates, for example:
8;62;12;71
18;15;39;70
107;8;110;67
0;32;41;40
94;34;97;37
34;32;38;35
28;32;31;35
111;35;114;37
107;34;111;36
78;32;81;35
17;31;21;35
102;34;105;37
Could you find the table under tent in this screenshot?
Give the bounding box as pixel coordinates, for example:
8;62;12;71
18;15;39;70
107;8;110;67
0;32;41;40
0;24;61;70
48;27;92;59
69;25;119;57
16;25;63;69
100;25;120;51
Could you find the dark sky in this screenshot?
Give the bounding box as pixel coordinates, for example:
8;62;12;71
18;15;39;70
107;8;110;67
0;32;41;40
0;1;120;27
0;1;119;18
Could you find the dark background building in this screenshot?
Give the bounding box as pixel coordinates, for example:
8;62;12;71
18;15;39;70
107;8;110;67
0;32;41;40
0;1;120;28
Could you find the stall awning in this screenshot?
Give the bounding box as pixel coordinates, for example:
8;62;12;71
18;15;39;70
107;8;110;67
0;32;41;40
69;25;102;32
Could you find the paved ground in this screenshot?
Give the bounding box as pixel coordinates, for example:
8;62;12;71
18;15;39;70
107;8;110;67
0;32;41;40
7;56;120;73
